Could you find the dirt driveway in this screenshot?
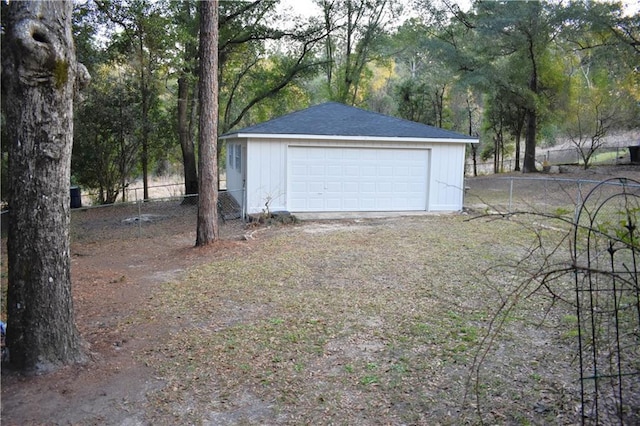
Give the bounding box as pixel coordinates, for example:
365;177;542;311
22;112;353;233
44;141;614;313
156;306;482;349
2;165;639;425
1;203;252;425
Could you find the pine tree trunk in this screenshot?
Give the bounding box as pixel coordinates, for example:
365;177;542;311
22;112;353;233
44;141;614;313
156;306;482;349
2;0;87;372
196;0;219;246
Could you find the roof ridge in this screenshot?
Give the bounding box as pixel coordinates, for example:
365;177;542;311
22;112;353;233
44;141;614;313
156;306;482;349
221;102;477;141
326;102;472;139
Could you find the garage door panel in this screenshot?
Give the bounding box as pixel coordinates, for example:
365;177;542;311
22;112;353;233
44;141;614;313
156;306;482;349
291;165;308;176
326;150;342;160
288;146;428;212
392;198;409;209
361;165;376;177
326;198;342;209
344;182;359;192
344;200;359;210
307;198;324;210
394;166;410;177
409;166;425;176
309;165;325;176
378;166;393;177
290;181;307;192
345;166;359;177
394;182;408;191
327;165;341;176
408;182;424;192
360;182;376;194
377;182;395;192
289;149;306;160
375;197;393;209
342;149;362;160
360;198;375;209
326;181;342;192
308;182;324;192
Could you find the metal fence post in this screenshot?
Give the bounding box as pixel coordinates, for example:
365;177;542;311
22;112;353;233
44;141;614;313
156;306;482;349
577;180;583;206
242;186;247;223
544;178;548;214
509;178;513;213
135;188;142;238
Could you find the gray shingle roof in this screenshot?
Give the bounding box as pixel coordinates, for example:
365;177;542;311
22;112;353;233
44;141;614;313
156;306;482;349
221;102;476;140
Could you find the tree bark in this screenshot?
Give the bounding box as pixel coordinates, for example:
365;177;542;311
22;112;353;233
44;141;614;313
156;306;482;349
523;109;538;173
514;133;521;172
178;76;198;199
522;39;539;173
2;0;87;372
196;0;219;246
466;95;478;177
140;43;150;201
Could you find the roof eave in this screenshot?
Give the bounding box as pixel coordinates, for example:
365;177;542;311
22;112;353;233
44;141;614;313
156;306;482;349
220;132;478;144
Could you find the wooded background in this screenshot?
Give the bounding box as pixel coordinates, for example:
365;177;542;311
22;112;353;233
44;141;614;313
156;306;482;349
2;0;639;203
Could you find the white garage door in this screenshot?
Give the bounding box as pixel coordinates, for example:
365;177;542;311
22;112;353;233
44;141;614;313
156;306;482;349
288;146;429;212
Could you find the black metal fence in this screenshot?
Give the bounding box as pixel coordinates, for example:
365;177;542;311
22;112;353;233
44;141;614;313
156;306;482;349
542;147;632;167
464;176;640;216
68;190;245;243
466;146;635;176
572;178;640;425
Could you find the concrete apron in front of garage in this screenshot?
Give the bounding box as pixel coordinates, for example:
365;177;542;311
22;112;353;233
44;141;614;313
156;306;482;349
292;211;456;220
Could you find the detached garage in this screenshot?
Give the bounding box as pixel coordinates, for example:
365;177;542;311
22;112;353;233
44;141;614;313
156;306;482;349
221;102;478;216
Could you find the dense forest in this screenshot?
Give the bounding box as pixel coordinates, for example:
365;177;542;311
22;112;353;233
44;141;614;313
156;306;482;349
3;0;640;204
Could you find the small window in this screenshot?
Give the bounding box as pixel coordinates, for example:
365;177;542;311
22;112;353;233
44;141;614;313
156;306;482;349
235;144;242;170
228;144;234;168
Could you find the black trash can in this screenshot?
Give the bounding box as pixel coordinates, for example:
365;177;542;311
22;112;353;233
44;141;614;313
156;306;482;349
70;186;82;208
1;210;9;237
629;146;640;164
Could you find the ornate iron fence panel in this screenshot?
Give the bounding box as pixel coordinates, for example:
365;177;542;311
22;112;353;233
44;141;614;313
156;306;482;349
573;178;640;425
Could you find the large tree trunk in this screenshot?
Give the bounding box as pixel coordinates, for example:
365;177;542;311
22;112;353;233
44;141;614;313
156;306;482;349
523;43;539;173
522;108;538;173
514;133;521;172
178;76;198;198
471;144;478;177
2;0;87;372
196;0;219;246
140;57;150;200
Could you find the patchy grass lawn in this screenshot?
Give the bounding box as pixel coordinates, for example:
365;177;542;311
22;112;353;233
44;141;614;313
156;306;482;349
140;214;581;424
6;165;637;424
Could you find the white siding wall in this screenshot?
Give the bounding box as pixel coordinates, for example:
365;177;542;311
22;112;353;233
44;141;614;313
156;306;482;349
238;137;468;214
428;143;466;211
246;139;288;214
225;140;246;206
